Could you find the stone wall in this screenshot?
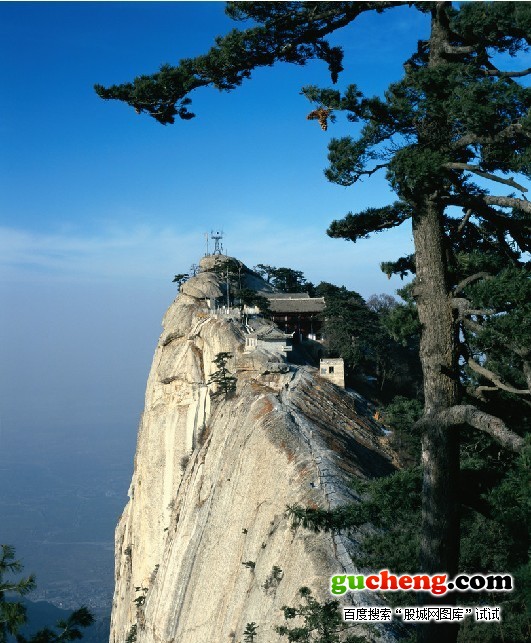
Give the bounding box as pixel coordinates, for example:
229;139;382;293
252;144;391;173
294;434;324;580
319;358;346;388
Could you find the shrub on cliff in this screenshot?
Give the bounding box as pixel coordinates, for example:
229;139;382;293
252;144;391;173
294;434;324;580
209;352;237;399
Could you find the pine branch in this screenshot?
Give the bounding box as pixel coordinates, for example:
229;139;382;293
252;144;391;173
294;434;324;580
442;43;475;56
444;195;531;252
523;358;531;391
474;385;499;395
0;575;36;596
462;313;488;331
415;406;524;452
0;545;21;572
458;302;496;318
95;1;404;123
485;66;531;78
327;201;413;242
286;503;362;533
466;356;530;397
445;163;528;193
483;195;531;213
453;272;491;295
355;162;389;178
461;318;529;399
456;208;473;234
453;122;531;149
380;255;416;279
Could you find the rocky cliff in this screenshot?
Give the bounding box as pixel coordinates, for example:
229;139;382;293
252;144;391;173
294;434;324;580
110;256;398;643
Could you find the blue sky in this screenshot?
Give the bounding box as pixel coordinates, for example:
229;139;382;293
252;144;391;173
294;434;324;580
0;1;430;444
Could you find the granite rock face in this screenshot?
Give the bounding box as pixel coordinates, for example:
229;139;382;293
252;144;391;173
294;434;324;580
109;258;398;643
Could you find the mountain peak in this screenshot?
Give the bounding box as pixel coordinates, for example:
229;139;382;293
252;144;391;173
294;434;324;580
109;259;398;643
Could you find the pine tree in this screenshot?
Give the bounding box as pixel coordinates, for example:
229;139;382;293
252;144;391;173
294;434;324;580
242;622;258;643
0;545;35;643
209;352;237;399
0;545;94;643
238;289;271;316
253;265;309;293
172;273;189;287
96;4;530;640
16;607;95;643
314;282;373;371
276;587;367;643
269;267;308;293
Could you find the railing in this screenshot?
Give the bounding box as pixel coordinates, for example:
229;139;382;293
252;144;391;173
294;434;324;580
208;306;242;319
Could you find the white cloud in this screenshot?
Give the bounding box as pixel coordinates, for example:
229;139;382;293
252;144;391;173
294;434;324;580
0;218;414;297
0;224;202;283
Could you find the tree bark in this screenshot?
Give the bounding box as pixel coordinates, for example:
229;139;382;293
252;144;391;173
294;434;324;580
413;196;460;642
413;6;461;642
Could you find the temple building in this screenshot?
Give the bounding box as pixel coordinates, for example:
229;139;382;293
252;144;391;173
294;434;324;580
264;293;326;341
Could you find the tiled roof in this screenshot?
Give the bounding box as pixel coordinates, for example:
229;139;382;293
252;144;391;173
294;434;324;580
247;326;292;340
266;292;310;299
266;296;326;314
258;327;291;340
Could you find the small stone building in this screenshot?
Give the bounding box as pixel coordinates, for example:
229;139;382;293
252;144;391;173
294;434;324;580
245;326;293;354
319;358;345;388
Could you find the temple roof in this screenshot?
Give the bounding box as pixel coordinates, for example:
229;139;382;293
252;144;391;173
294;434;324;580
247;325;292;341
265;292;310;299
265;295;326;314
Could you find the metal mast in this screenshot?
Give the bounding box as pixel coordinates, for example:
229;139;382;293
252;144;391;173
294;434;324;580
226;265;230;309
211;230;224;255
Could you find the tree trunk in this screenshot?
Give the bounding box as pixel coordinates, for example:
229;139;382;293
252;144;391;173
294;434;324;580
410;6;462;641
413;197;460;643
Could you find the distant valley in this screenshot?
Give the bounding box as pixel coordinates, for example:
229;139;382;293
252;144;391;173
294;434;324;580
0;421;135;637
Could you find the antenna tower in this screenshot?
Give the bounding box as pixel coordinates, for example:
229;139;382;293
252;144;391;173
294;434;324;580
211;230;224;255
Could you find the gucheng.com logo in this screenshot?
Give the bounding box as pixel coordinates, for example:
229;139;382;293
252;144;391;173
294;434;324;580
331;570;514;596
